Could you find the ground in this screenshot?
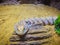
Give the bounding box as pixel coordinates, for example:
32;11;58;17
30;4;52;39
0;4;60;45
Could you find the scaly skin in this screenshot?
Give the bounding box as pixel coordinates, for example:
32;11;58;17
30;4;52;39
14;16;57;35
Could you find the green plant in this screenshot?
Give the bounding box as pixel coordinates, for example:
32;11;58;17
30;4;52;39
54;14;60;35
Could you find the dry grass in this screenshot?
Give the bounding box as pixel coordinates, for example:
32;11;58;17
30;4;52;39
0;4;60;45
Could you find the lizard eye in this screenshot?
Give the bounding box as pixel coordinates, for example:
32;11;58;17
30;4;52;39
25;21;31;25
